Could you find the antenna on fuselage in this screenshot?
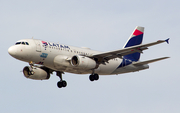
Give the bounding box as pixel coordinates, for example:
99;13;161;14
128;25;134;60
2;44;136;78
32;36;34;39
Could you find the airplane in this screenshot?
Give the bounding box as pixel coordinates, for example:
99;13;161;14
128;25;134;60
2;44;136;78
8;26;170;88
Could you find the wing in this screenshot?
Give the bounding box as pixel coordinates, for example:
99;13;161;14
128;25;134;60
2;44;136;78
90;38;169;63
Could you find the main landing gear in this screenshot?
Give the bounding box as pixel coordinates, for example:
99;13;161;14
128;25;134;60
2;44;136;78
89;73;99;81
56;71;67;88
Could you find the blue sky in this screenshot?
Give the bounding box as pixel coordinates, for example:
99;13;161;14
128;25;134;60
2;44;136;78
1;0;179;113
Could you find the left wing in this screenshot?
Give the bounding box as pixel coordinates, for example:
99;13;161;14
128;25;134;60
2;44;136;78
90;38;169;63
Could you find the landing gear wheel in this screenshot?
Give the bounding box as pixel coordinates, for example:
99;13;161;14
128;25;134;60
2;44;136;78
89;74;99;81
57;81;63;88
57;80;67;88
56;71;67;88
89;75;95;81
94;74;99;80
62;80;67;87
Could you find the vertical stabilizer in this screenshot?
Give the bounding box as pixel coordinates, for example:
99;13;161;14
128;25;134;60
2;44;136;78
123;26;144;61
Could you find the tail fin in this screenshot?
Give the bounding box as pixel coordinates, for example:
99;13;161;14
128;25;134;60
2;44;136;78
123;26;144;61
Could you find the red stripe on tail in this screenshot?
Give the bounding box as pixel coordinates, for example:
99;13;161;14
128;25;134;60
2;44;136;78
133;29;143;36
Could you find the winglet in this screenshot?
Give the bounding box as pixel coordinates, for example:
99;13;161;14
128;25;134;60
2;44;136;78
165;38;170;44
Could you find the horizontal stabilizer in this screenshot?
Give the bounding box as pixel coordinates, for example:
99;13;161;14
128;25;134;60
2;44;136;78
132;57;170;66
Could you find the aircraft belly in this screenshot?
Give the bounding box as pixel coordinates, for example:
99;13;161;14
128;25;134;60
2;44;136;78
65;68;92;74
53;65;91;74
96;60;120;75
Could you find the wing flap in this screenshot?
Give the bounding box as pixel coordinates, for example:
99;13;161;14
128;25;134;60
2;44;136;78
132;57;170;66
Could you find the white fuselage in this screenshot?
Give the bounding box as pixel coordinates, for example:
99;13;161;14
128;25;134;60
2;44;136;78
8;39;149;75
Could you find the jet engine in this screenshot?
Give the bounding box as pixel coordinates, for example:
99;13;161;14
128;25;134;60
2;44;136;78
71;55;97;70
23;66;50;80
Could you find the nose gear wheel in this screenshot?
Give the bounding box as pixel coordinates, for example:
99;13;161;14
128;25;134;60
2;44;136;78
56;71;67;88
89;74;99;81
57;80;67;88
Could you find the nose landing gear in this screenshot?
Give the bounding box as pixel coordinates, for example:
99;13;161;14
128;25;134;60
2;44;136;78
28;61;34;75
56;71;67;88
89;73;99;81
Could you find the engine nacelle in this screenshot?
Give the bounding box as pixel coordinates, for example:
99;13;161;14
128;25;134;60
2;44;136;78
71;55;97;70
54;55;71;68
23;66;50;80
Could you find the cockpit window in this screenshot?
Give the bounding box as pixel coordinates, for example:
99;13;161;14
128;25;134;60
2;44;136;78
25;42;29;45
15;42;21;45
15;42;29;45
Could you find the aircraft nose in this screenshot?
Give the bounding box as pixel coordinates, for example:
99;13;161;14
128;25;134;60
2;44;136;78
8;46;17;57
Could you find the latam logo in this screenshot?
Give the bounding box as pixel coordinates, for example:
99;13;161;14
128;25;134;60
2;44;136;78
42;41;48;46
41;41;70;49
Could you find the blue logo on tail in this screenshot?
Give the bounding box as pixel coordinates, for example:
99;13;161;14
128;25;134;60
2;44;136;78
117;27;144;68
124;31;143;62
